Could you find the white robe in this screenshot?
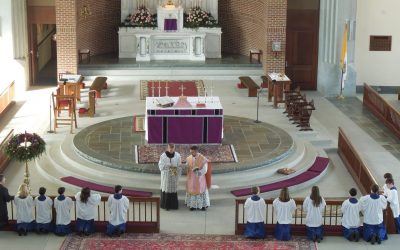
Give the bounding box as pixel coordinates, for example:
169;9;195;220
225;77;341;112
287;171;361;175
303;196;326;227
383;184;390;197
108;194;130;226
272;198;296;224
75;192;101;220
158;152;182;193
341;198;361;229
387;188;400;218
14;196;34;224
360;194;387;225
244;197;266;223
34;196;53;224
54;196;73;225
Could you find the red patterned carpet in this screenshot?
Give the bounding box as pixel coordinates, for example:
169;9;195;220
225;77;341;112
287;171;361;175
60;233;317;250
140;80;205;99
137;144;238;164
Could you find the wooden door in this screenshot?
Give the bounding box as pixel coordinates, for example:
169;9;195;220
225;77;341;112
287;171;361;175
286;0;319;90
28;24;39;85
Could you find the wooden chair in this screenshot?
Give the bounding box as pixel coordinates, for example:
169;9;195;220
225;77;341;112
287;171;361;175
249;49;261;63
52;91;77;133
78;90;96;118
299;100;315;131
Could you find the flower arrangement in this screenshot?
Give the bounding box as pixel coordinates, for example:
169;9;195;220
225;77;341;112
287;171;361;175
184;7;218;28
126;7;157;28
4;132;46;163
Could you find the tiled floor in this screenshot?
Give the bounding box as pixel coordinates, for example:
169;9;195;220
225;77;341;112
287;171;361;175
328;97;400;160
73;115;293;174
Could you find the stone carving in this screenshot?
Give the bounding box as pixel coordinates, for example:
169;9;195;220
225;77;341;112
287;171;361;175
152;39;189;54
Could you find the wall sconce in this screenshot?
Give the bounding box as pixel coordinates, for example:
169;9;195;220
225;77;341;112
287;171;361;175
52;34;57;41
80;5;91;19
272;41;282;58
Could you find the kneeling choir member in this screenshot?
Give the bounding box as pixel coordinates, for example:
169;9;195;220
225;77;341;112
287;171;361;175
75;187;101;236
385;178;400;233
106;185;129;236
244;186;266;239
34;187;53;233
341;188;361;241
54;187;73;236
14;183;35;236
272;187;296;241
360;184;388;244
303;186;326;243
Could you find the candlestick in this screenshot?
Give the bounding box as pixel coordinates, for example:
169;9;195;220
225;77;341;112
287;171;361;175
165;81;169;96
158;80;161;97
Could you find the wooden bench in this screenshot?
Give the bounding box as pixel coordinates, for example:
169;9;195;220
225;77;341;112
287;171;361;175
0;129;14;173
90;77;108;98
238;76;260;97
78;90;96;117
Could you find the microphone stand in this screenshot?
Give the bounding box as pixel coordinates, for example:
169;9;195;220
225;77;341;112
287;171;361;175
254;85;265;123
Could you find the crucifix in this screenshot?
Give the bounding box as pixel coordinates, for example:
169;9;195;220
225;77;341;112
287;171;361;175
158;80;162;97
165;81;169;97
196;85;202;103
179;84;186;96
209;81;214;103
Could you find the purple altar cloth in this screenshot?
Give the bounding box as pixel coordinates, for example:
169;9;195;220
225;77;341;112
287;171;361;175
164;19;177;31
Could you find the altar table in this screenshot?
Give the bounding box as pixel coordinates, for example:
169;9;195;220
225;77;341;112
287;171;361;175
145;96;223;144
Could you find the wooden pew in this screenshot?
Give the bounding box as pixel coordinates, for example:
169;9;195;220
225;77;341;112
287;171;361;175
363;83;400;139
0;129;14;173
238;76;260;97
90;77;108;98
79;90;96;117
338;127;396;234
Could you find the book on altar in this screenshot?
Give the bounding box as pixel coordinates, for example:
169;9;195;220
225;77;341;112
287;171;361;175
156;96;174;107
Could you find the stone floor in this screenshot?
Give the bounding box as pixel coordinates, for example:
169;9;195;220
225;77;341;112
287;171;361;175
73;115;293;174
328;97;400;160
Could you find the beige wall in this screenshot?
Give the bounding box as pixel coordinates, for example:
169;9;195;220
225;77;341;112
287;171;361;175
28;0;55;6
355;0;400;86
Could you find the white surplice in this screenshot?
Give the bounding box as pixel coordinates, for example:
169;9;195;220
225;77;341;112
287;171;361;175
341;198;361;229
108;194;130;226
54;196;73;225
14;196;34;223
75;192;101;220
34;196;53;224
360;194;387;225
387;188;400;218
303;196;326;227
244;196;266;223
158;152;182;193
272;198;296;224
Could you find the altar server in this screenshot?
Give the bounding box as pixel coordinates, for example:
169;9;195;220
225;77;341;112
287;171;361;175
303;186;326;242
185;145;211;211
385;178;400;233
75;187;101;235
360;184;388;244
34;187;53;233
341;188;361;241
159;144;182;210
244;186;266;239
106;185;130;236
14;183;35;236
54;187;73;236
272;187;296;241
382;173;393;196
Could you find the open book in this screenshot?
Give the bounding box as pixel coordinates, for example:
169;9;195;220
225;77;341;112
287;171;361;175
156;96;174;108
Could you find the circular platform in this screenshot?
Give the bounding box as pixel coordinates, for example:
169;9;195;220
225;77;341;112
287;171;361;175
73;115;294;174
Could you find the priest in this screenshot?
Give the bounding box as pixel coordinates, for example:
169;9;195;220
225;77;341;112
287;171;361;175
185;145;211;211
158;143;182;210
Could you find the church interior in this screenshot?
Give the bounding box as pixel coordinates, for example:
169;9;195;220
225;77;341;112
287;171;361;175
1;0;400;249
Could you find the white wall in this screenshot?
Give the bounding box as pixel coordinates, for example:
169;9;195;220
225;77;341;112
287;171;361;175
355;0;400;86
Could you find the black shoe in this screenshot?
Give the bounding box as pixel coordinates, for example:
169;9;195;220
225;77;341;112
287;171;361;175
190;208;195;211
377;235;381;244
23;230;27;236
201;207;206;211
18;230;23;236
370;234;376;245
355;232;360;242
313;235;317;242
349;232;355;241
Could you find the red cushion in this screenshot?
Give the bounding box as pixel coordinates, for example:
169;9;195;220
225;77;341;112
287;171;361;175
79;108;88;114
59;100;70;106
